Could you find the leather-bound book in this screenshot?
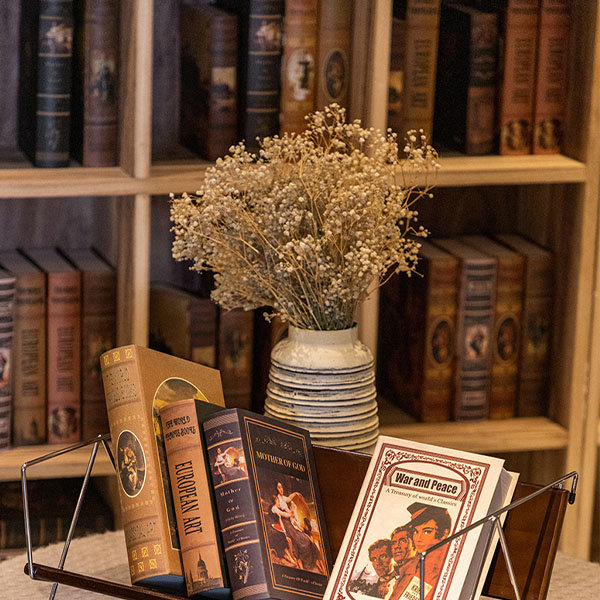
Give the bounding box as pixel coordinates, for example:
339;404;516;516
159;398;229;597
387;11;406;139
0;269;15;449
434;238;497;421
377;240;459;422
280;0;318;134
315;0;352;111
149;282;217;369
399;0;442;139
23;247;81;443
100;345;225;590
494;233;553;417
0;251;47;445
216;0;284;151
71;0;119;166
460;235;524;419
434;2;498;155
533;0;571;155
61;248;116;440
203;408;332;600
218;308;254;410
179;3;238;161
18;0;74;167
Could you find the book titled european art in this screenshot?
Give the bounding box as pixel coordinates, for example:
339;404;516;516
324;436;517;600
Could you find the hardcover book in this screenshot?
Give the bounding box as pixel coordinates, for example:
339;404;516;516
433;238;496;421
533;0;571;155
216;0;284;150
315;0;352;111
377;240;459;422
280;0;318;134
71;0;120;166
61;247;116;439
203;408;333;600
0;251;47;445
434;3;498;155
100;345;226;590
159;398;229;597
149;282;217;369
24;247;81;443
179;3;238;161
323;435;518;600
18;0;74;167
460;235;524;419
0;268;15;449
387;13;406;138
494;233;553;417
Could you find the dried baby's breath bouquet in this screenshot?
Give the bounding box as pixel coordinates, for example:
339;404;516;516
171;104;439;330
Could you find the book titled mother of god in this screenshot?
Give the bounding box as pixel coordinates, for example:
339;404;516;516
324;436;518;600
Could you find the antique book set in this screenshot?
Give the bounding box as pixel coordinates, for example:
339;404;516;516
20;432;576;600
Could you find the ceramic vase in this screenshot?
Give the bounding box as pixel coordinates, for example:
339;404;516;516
264;325;379;452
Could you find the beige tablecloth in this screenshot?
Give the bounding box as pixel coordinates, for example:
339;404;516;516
0;529;598;599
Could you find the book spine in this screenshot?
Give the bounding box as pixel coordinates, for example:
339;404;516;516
218;308;254;410
532;0;570;154
454;259;496;420
315;0;352;110
12;273;47;445
190;300;218;368
160;400;226;596
465;11;498;155
203;410;269;600
498;0;539;155
489;256;523;419
34;0;74;167
81;0;120;166
245;0;284;149
0;278;15;449
387;16;406;137
100;346;183;584
402;0;441;138
421;259;458;422
46;270;81;443
280;0;318;134
81;271;116;440
518;255;553;416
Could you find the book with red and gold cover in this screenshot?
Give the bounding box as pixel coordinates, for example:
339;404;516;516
100;344;225;590
323;436;518;600
203;408;332;600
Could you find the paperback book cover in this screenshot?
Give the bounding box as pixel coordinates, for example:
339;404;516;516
324;436;517;600
203;408;332;600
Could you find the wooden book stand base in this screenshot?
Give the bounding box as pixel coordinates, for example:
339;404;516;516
21;436;575;600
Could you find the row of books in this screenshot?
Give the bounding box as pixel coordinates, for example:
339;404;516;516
0;247;116;449
100;344;523;600
19;0;119;168
377;233;553;423
390;0;571;156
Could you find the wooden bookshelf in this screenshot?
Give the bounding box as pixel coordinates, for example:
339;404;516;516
0;0;599;562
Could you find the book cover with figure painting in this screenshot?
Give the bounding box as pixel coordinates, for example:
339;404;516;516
203;408;332;600
324;436;518;600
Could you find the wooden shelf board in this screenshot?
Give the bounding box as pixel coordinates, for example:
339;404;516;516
0;155;586;199
0;443;115;482
430;154;587;187
378;399;569;454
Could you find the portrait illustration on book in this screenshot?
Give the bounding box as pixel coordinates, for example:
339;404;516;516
287;49;315;102
254;19;283;52
260;472;327;576
0;347;10;388
465;324;489;360
117;430;146;498
501;119;531;152
496;316;518;362
211;443;248;483
49;407;78;441
430;319;453;366
324;50;347;101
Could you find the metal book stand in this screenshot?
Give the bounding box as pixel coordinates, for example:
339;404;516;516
20;434;578;600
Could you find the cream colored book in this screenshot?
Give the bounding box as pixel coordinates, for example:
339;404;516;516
323;435;519;600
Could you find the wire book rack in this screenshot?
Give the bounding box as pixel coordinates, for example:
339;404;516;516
20;434;578;600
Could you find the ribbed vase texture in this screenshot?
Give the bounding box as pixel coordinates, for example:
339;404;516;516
264;325;379;452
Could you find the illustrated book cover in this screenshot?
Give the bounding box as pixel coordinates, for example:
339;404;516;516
100;344;225;590
203;408;333;600
323;435;518;600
